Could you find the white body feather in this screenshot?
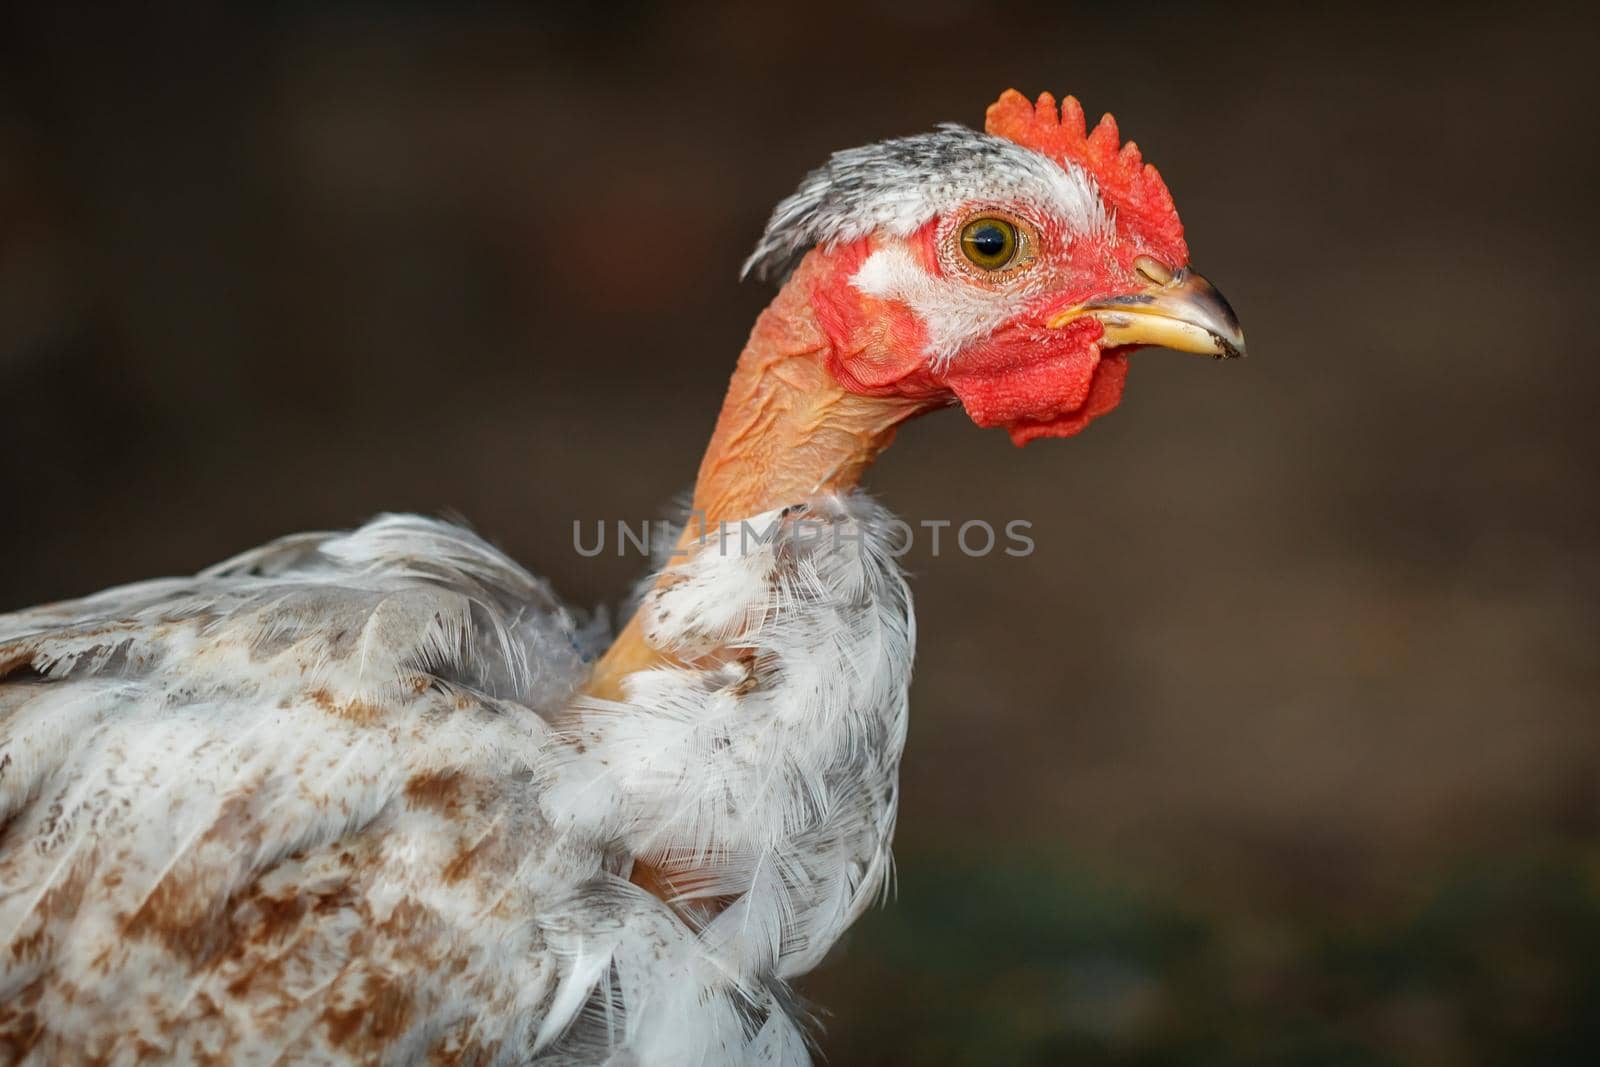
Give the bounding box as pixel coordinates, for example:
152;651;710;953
0;496;912;1065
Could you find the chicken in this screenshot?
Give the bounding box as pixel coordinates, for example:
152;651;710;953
0;90;1243;1065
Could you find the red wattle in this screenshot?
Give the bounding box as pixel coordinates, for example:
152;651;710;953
1003;351;1129;445
937;318;1126;445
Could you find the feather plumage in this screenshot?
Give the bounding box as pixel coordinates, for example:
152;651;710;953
0;499;911;1065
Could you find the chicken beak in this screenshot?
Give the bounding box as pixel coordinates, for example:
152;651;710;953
1048;258;1246;360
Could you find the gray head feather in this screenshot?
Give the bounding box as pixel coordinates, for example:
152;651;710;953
741;124;1092;284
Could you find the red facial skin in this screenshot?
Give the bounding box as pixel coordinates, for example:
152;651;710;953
806;221;1162;446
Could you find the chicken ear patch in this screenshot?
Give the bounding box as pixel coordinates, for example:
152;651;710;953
986;90;1189;268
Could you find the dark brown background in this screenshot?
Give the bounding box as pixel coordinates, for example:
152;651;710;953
3;5;1597;1064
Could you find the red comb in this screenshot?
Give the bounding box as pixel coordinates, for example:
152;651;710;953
985;90;1188;266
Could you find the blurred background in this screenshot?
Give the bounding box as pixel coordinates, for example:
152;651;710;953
2;4;1597;1064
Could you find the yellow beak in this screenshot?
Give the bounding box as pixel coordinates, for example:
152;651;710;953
1048;257;1246;360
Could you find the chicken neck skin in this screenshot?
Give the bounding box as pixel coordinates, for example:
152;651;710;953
585;251;935;702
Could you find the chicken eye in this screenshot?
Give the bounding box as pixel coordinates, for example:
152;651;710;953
959;217;1019;270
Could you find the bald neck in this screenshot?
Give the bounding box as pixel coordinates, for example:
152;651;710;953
585;254;932;700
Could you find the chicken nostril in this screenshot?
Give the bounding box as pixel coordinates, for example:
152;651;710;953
1133;255;1175;286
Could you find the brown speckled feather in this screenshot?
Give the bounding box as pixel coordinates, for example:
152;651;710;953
0;517;601;1064
0;506;899;1065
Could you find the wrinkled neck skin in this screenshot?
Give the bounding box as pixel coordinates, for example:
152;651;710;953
585;252;936;701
